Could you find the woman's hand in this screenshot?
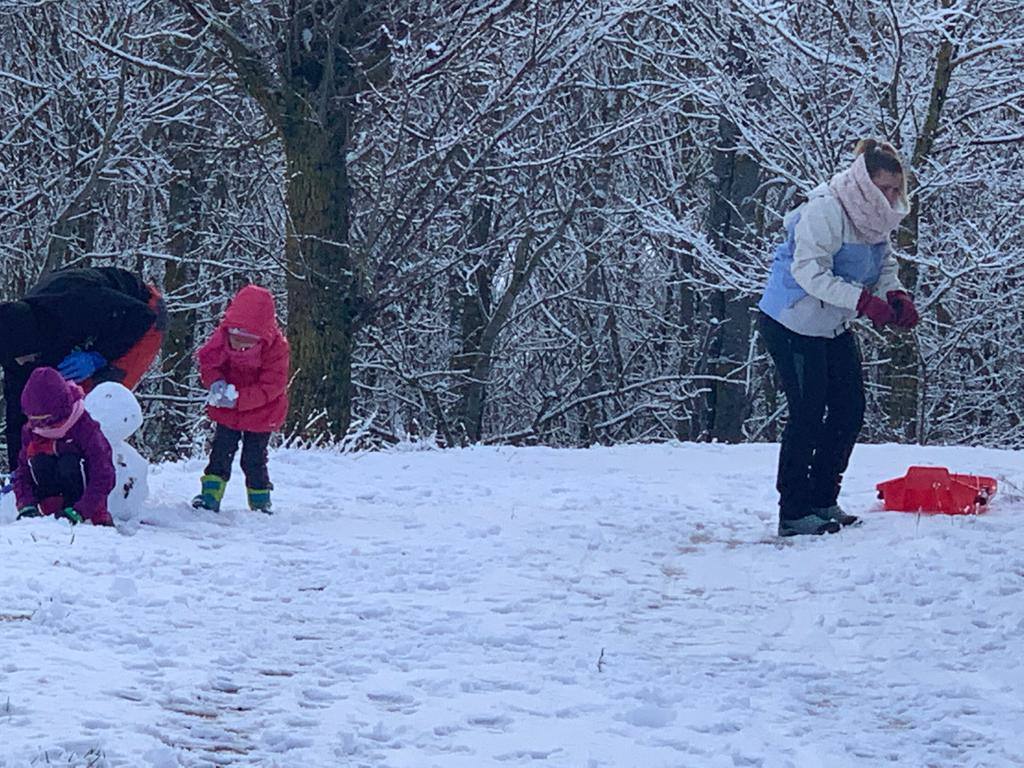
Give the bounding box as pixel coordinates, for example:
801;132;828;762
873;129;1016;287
856;290;896;329
886;291;919;329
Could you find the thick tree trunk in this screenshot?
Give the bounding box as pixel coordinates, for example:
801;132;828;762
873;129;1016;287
705;116;758;443
282;115;358;440
151;146;202;459
451;199;494;444
886;27;956;442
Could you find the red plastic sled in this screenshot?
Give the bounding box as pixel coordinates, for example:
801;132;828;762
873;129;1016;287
876;466;997;515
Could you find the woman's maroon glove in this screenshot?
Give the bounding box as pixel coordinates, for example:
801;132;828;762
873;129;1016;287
856;290;896;329
886;290;919;329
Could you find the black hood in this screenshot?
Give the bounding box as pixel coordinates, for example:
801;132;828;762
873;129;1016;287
0;300;41;366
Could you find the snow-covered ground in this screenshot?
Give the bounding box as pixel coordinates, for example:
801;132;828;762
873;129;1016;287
1;442;1023;767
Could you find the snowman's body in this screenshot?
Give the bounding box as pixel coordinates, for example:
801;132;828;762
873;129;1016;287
84;382;149;522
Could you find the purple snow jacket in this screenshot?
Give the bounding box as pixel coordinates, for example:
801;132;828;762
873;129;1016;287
13;367;115;521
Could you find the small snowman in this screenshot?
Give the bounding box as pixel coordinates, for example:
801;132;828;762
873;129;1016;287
84;382;149;523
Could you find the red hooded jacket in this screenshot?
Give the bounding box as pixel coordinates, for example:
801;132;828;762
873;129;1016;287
197;286;290;433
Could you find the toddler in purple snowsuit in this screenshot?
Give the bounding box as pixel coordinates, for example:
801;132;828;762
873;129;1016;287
13;367;115;526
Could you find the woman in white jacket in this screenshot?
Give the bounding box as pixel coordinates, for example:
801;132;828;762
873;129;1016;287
758;139;920;537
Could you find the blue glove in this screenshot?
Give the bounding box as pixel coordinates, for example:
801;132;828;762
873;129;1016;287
57;350;106;382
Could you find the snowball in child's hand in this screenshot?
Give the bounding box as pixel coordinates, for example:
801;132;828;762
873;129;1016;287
207;383;239;408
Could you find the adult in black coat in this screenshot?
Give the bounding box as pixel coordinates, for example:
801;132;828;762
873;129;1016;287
0;267;166;471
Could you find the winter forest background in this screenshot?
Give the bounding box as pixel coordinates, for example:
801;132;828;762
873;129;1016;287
0;0;1021;465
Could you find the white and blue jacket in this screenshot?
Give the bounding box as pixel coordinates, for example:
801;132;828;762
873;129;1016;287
759;184;904;338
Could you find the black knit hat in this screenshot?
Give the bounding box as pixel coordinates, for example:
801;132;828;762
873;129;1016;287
0;301;41;365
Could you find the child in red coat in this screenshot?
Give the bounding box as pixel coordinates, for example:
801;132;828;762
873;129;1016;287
193;286;289;513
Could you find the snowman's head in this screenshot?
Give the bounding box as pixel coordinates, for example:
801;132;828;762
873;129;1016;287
84;382;142;443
